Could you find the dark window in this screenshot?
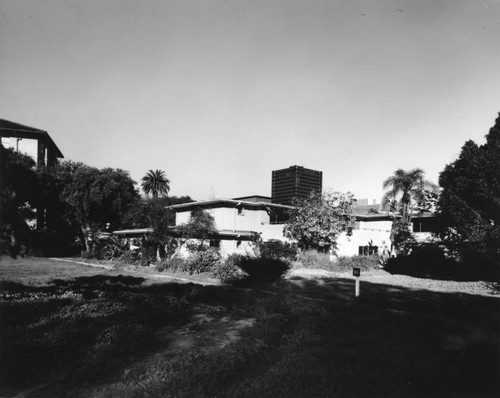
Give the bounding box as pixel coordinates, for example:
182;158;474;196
412;219;436;233
209;239;220;248
358;246;379;256
237;207;244;216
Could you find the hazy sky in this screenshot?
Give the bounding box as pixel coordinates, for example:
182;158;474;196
2;0;499;201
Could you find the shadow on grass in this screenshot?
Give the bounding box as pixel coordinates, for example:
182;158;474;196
0;276;202;396
282;275;500;395
1;274;500;397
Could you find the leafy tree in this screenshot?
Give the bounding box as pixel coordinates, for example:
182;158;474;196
382;168;438;223
284;190;356;251
141;169;170;198
177;208;217;252
122;195;194;259
390;218;416;256
0;147;38;252
178;208;216;239
438;112;500;273
59;162;140;252
34;163;82;256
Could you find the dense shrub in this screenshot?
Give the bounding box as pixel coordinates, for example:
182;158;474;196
454;245;500;282
94;243;123;261
186;248;221;275
295;250;332;270
210;254;243;281
155;257;189;273
237;256;290;283
384;244;471;280
335;255;382;271
117;250;141;265
258;240;298;261
140;240;158;265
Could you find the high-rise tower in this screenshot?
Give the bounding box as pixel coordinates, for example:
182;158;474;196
271;165;322;205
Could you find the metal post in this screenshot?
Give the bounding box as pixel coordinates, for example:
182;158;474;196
353;267;361;298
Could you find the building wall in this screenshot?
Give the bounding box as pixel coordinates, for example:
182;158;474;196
336;219;435;257
175;206;437;258
174;205;289;257
175;206;270;231
336;220;392;256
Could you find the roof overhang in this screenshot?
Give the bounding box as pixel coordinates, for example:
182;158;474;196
168;199;293;212
113;228;154;236
0;119;64;158
355;213;436;222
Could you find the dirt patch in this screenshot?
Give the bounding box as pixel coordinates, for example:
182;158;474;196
73;305;256;397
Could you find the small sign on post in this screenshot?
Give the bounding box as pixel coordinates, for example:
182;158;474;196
353;267;361;297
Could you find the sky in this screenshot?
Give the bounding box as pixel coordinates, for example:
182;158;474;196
1;0;500;202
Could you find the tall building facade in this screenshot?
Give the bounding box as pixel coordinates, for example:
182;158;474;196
272;165;323;205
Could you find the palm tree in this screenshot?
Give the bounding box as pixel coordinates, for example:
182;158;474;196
382;168;437;223
141;169;170;198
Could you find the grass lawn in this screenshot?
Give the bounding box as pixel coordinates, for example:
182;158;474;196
1;256;499;397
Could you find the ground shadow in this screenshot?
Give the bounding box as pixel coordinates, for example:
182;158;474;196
1;273;500;397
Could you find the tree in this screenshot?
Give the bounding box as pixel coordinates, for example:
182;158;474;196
60;162;140;252
382;168;437;255
177;208;216;240
382;168;438;223
0;147;39;254
284;190;356;251
122;195;194;259
438;112;500;273
141;169;170;198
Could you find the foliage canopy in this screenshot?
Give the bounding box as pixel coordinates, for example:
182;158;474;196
284;190;356;251
141;169;170;198
438;112;500;270
382;168;438;223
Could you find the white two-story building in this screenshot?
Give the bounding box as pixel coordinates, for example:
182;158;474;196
169;195;437;258
168;195;293;257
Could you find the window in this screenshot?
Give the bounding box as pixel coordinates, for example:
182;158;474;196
237;207;245;216
412;219;436;233
209;239;220;248
358;245;379;256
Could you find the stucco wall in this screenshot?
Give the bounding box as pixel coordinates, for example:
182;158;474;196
174;206;288;257
175;206;277;232
336;220;392;257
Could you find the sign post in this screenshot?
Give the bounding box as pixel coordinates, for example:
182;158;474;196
353;268;361;298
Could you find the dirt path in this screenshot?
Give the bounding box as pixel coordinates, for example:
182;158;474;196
50;257;222;286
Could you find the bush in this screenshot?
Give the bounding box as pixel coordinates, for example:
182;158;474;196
384;244;470;280
156;257;189;273
140;240;158;265
335;255;382;271
186;248;221;275
238;256;290;283
117;250;141;265
210;254;242;282
455;245;500;282
258;240;298;261
295;250;332;270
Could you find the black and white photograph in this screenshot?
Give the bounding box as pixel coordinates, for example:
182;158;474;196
1;0;499;396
